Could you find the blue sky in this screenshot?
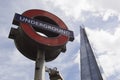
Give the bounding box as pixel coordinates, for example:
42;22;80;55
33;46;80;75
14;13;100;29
0;0;120;80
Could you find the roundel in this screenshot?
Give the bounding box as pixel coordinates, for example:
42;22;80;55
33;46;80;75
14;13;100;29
20;9;69;46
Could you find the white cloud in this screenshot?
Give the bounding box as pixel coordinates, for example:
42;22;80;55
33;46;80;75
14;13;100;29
102;10;118;21
0;48;34;80
90;0;120;13
75;34;80;43
8;49;33;65
49;0;94;19
48;0;120;21
74;50;80;68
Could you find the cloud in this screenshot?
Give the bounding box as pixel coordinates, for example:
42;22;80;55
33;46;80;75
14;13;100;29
49;0;94;19
90;0;120;13
74;50;80;68
0;48;35;80
48;0;120;22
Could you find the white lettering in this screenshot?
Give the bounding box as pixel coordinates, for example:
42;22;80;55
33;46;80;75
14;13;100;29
30;20;36;25
17;14;72;37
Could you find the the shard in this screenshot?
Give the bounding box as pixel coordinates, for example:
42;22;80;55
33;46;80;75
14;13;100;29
80;27;103;80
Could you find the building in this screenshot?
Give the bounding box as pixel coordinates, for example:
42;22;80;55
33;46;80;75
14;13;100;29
80;27;103;80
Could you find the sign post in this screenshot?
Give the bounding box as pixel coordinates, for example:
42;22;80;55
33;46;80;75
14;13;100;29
9;9;74;80
34;50;45;80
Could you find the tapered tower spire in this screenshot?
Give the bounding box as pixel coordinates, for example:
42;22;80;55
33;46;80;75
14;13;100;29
80;27;103;80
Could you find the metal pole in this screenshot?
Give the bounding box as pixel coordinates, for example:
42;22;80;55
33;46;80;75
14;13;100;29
34;50;45;80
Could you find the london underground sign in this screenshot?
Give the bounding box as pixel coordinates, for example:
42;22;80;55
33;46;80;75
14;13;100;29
9;10;75;80
13;13;74;41
9;9;74;61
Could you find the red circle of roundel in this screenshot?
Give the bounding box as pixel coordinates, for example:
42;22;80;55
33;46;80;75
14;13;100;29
20;9;69;46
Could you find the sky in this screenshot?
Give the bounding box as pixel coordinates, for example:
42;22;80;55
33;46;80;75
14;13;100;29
0;0;120;80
